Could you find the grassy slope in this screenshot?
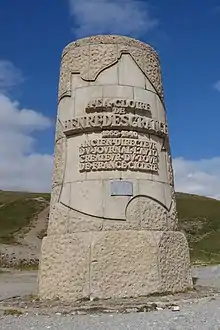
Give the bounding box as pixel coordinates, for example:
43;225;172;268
176;192;220;264
0;190;219;264
0;191;50;244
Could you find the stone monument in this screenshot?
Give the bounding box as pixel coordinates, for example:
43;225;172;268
38;35;193;301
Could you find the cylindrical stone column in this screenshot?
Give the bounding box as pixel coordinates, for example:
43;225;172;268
38;35;193;301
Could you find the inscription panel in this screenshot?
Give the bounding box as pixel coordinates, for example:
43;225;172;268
110;181;133;196
79;137;159;173
64;97;166;175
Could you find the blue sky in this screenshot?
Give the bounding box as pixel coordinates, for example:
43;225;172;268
0;0;220;197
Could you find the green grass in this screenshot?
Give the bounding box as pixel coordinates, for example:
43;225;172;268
0;269;6;274
176;192;220;265
0;191;50;244
13;263;39;271
0;190;50;204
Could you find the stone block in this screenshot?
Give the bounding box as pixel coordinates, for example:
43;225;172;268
90;231;160;299
69;180;104;218
145;76;157;93
126;196;169;231
67;209;104;233
58;96;75;123
94;62;119;85
156;94;166;122
138;180;167;207
38;233;91;301
64;135;87;183
72;73;89;90
46;203;69;236
75;85;103;117
118;54;145;88
103;85;133;98
102;179;135;220
133;87;157;118
38;230;192;301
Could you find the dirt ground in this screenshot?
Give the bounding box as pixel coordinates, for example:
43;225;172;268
0;206;49;268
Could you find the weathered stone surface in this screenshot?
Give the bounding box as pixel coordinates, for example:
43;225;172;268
59;35;163;101
126;196;169;230
46;203;69;236
38;231;192;301
38;233;91;301
158;231;193;292
38;35;192;301
51;137;66;188
91;231;192;299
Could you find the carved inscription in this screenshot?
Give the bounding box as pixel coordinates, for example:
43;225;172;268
79;138;159;173
102;130;138;138
86;98;151;114
64;113;168;137
64;96;166;174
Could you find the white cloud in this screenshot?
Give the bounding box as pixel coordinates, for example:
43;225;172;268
214;80;220;92
0;94;51;133
69;0;159;38
173;157;220;199
0;60;24;92
0;61;53;193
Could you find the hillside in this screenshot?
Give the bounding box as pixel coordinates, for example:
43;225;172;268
176;192;220;265
0;191;50;244
0;190;220;266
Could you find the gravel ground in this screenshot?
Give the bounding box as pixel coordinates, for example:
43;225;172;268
0;265;220;329
1;297;220;330
193;265;220;288
0;271;37;300
0;266;219;301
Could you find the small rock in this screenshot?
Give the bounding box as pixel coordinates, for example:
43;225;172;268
172;305;180;311
156;307;164;311
55;312;62;315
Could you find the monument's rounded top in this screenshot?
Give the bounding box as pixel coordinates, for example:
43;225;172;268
62;35;159;59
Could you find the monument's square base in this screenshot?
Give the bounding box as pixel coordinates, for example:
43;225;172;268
38;230;193;302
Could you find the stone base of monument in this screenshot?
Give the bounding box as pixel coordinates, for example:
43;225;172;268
38;230;193;301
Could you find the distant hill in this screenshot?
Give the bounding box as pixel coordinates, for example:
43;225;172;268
176;192;220;265
0;191;50;245
0;190;220;266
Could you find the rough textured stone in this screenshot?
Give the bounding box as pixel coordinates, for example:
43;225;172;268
126;196;169;231
91;231;192;299
39;231;192;302
38;233;91;301
39;35;192;301
46;203;69;236
158;231;193;292
59;35;163;101
51;137;66;188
